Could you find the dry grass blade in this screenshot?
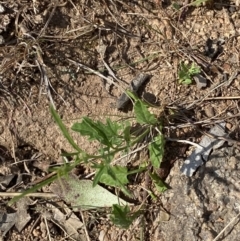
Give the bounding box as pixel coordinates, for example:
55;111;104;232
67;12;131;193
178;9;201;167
37;1;58;38
34;44;66;108
0;52;24;75
205;96;240;100
79;210;91;241
35;59;56;109
26;215;41;241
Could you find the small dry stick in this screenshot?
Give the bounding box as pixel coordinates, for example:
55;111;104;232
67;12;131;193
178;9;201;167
205;96;240;100
213;212;240;241
166;138;204;149
26;215;41;241
0;192;57;198
43;216;52;241
79;210;91;241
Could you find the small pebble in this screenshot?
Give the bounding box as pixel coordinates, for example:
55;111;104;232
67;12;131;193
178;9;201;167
99;230;108;241
229;6;236;13
228;156;237;169
205;106;215;117
33;229;41;237
0;4;5;13
0;35;5;44
226;122;232;130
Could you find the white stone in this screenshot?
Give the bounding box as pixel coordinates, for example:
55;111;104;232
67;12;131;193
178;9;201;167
0;4;5;13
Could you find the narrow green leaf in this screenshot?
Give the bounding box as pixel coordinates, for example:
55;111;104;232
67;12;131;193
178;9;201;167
189;63;201;75
105;118;123;146
149;172;168;193
50;162;75;175
93;165;108;187
134;100;158;125
131;127;150;145
172;2;181;10
123;124;131;143
127;166;147;175
50;106;82;152
98;147;114;164
148;134;165;168
125;90;140;102
190;0;208;7
180;78;192;85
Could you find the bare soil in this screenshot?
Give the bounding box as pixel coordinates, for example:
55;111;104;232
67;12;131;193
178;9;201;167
0;0;240;240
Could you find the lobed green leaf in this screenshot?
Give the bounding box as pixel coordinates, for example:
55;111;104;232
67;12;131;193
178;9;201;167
98;165;129;187
72;117;110;146
72;117;124;147
134;100;158;125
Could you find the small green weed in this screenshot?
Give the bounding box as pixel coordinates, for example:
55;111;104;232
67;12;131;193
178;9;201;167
110;204;142;229
9;91;167;229
172;0;209;10
178;62;201;85
190;0;209;7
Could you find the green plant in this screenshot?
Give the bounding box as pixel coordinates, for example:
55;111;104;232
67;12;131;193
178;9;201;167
110;204;141;229
172;0;209;11
190;0;209;7
178;62;201;85
9;91;167;228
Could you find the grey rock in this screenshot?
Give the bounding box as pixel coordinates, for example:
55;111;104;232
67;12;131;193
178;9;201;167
181;123;227;176
158;146;240;241
116;73;149;110
193;74;207;89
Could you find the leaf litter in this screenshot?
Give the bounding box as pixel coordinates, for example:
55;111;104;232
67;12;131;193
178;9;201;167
44;203;86;241
0;213;16;237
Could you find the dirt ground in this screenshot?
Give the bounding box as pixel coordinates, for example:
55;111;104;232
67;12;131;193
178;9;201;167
0;0;240;240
